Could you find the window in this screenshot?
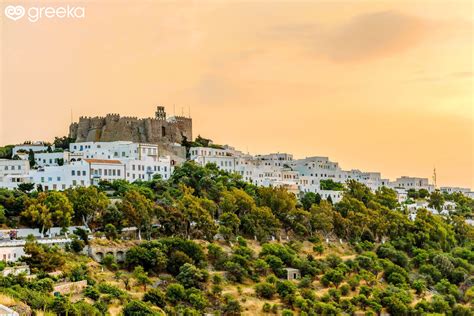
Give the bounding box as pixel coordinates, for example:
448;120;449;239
161;126;166;137
71;170;75;176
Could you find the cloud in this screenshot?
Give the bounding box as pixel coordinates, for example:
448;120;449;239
450;71;473;78
270;10;429;63
323;11;427;62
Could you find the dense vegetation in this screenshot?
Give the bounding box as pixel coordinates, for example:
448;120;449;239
0;162;472;315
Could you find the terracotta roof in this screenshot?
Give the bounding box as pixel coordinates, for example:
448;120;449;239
83;159;122;165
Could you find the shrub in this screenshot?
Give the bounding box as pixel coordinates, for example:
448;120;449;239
262;302;271;313
143;288;166;308
255;282;277;299
84;286;100;300
97;283;127;301
222;294;242;314
340;284;350;296
123;300;160;316
166;283;186;304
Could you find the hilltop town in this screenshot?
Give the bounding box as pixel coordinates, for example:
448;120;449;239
0;107;472;315
1;106;472;203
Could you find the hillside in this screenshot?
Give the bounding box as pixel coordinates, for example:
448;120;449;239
0;162;473;315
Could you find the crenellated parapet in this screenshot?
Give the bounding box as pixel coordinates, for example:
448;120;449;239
69;106;192;144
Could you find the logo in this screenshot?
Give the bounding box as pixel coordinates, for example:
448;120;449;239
4;5;25;21
4;4;85;22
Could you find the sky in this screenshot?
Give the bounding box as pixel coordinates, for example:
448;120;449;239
0;0;473;188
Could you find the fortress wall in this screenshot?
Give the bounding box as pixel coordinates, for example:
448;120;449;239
69;109;192;145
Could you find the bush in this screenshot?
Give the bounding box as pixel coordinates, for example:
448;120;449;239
224;261;248;283
176;263;208;289
166;283;186;304
123;300;161;316
102;254;116;270
29;278;54;293
143;288;166;308
340;284;350;296
276;280;296;298
262;302;271;313
222;294;242;314
70;238;85;253
84;286;100;300
281;309;294;316
255;282;277;299
187;290;208;310
97;283;127;301
412;279;426;295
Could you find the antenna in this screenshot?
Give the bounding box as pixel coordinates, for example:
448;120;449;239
432;167;437;189
188;105;191;118
70;108;73;124
173;104;176;116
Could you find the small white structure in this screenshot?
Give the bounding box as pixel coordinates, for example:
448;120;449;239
284;268;301;280
0;238;72;262
0;304;19;316
2;265;30;277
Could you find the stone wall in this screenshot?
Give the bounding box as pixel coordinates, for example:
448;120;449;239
69;108;192;144
88;245;130;263
52;280;87;295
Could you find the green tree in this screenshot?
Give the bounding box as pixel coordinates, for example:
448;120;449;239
429;190;445;211
21;202;52;234
28;149;35;168
321;269;344;288
218;212;240;241
241;206;281;242
18;183;35;193
375;187;399;209
43;191;73;229
119;189;155;240
104;223;119;240
310;200;334;237
67;186;109;230
133;266;151;291
300;192;321;210
176;263;208;289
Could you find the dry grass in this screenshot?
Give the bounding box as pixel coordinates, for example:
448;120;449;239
0;293;17;306
222;282;280;316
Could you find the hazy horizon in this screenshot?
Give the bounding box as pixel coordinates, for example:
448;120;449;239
1;0;472;188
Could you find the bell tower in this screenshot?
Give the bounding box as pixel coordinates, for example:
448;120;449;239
155;106;166;120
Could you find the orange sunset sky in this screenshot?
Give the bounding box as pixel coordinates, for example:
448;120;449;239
0;0;473;188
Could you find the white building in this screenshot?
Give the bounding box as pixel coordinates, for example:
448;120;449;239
34;152;69;167
12;142;54;156
0;159;30;189
0;238;72;262
389;176;434;192
0;141;174;190
440;186;471;194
